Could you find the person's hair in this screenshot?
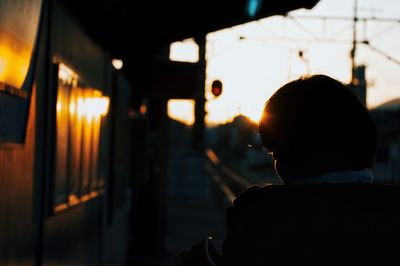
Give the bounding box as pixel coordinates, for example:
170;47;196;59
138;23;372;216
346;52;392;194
259;75;377;178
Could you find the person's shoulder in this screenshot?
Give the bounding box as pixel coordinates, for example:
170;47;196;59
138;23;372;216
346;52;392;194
233;184;284;207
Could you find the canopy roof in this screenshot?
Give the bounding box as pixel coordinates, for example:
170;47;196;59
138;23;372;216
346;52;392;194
61;0;319;83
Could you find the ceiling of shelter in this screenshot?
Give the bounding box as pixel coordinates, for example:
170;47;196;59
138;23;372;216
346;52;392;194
60;0;319;84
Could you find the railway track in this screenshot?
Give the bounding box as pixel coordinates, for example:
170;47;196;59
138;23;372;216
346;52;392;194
206;148;258;203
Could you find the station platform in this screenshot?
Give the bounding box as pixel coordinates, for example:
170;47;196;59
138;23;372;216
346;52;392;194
162;153;227;265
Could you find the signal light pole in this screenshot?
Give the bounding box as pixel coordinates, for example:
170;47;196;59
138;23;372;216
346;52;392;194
193;35;206;151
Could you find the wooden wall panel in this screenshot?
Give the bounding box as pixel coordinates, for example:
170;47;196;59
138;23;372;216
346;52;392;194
0;88;36;265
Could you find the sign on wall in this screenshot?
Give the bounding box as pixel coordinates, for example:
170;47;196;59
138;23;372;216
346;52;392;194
0;0;42;93
0;0;43;144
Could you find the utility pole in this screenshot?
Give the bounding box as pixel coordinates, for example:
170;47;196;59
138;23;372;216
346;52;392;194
284;2;400;103
351;0;358;85
349;0;367;105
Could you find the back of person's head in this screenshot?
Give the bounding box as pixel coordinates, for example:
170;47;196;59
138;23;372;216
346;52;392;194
259;75;377;183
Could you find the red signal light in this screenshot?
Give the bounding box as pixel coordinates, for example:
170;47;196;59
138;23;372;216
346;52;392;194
211;80;222;97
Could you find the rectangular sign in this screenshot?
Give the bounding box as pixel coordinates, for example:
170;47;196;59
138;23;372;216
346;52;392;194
0;0;42;90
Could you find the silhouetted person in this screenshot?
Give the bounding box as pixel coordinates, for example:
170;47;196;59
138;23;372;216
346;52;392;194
258;74;376;184
181;75;400;266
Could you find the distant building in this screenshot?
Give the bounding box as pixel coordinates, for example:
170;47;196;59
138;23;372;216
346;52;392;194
349;65;367;105
370;98;400;184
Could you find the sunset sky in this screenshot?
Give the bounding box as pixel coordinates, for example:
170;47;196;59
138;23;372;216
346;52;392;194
168;0;400;126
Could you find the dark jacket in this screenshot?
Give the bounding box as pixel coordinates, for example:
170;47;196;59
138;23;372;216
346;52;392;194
221;184;400;265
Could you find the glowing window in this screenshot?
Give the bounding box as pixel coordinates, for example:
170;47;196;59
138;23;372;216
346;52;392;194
54;62;109;210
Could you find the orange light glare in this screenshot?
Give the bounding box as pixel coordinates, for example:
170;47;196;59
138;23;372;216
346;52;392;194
59;63;78;86
57;63;109;120
75;94;110;118
0;42;30;89
140;103;147;115
55;62;108;209
0;0;42;90
56;101;62;113
69;101;76;115
98;97;110;116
